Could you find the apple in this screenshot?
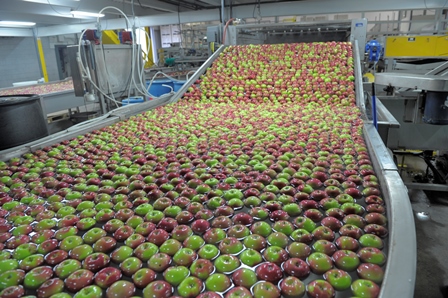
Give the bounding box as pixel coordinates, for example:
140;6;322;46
198;292;222;298
171;225;193;242
19;254;45;271
307;279;335;298
177;276;203;298
203;228;227;245
252;281;281;298
312;240;337;256
83;227;107;245
357;263;384;284
227;224;251;239
312;226;335;241
214;254;240;273
279;276;306;298
323;268;352;291
59;236;83;252
190;259;215;280
82;252;110;272
173;248;197;267
0;260;19;275
95;267;122;289
69;244;93;261
357;247;387;266
339;224;363;239
23;266;53;290
0;270;25;291
332;249;360;271
74;285;103;298
44;250;68;266
36;278;64;298
287;242;311;260
120;257;142;276
359;234;384;249
232;268;258;288
147;229;170;247
113;225;134;242
239;248;263;267
106;280;135;298
225;286;253;298
219;237;244;254
256;262;283;283
335;236;360;251
198;244;219;260
267;231;290;248
351;279;380;298
147;253;172;273
132;268;156;288
0;285;25;298
143;280;173;298
283;257;311;279
290;229;314;244
307;252;333;274
211;216;232;229
204;273;231;292
54;259;81;279
191;219;210;234
156;239;181;257
364;224;388;238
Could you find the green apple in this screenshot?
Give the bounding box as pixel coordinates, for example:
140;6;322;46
163;266;190;286
73;285;102;298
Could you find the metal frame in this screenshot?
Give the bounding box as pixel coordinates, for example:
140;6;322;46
0;34;417;297
375;73;448;92
363;123;417;298
0;80;85;114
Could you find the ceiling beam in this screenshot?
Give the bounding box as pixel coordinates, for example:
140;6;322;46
231;0;448;18
122;0;182;13
31;0;448;37
36;8;221;36
198;0;222;6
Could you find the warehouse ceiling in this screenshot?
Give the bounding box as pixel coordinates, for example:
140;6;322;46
0;0;291;27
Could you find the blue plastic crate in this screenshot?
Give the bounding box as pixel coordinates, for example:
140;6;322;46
146;79;174;97
173;80;187;92
122;96;144;106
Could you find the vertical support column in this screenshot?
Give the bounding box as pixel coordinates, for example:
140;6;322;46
36;37;49;83
435;8;443;34
144;27;154;68
221;0;225;26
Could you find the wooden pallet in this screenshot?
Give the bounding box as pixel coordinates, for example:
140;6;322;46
47;113;70;123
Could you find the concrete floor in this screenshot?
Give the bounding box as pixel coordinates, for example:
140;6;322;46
395;154;448;298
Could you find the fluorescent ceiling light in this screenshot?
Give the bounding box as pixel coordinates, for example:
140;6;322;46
23;0;80;3
0;21;36;27
71;10;105;18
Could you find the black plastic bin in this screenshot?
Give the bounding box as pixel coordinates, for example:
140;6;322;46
0;94;48;150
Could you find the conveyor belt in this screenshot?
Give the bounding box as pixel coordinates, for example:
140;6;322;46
0;42;416;298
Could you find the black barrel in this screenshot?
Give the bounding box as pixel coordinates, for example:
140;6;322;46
0;94;48;150
423;91;448;125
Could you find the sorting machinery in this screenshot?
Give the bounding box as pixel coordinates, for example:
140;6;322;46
368;33;448;191
0;20;416;298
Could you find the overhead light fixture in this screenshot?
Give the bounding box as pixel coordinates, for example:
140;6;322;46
0;21;36;27
23;0;80;3
71;10;105;18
